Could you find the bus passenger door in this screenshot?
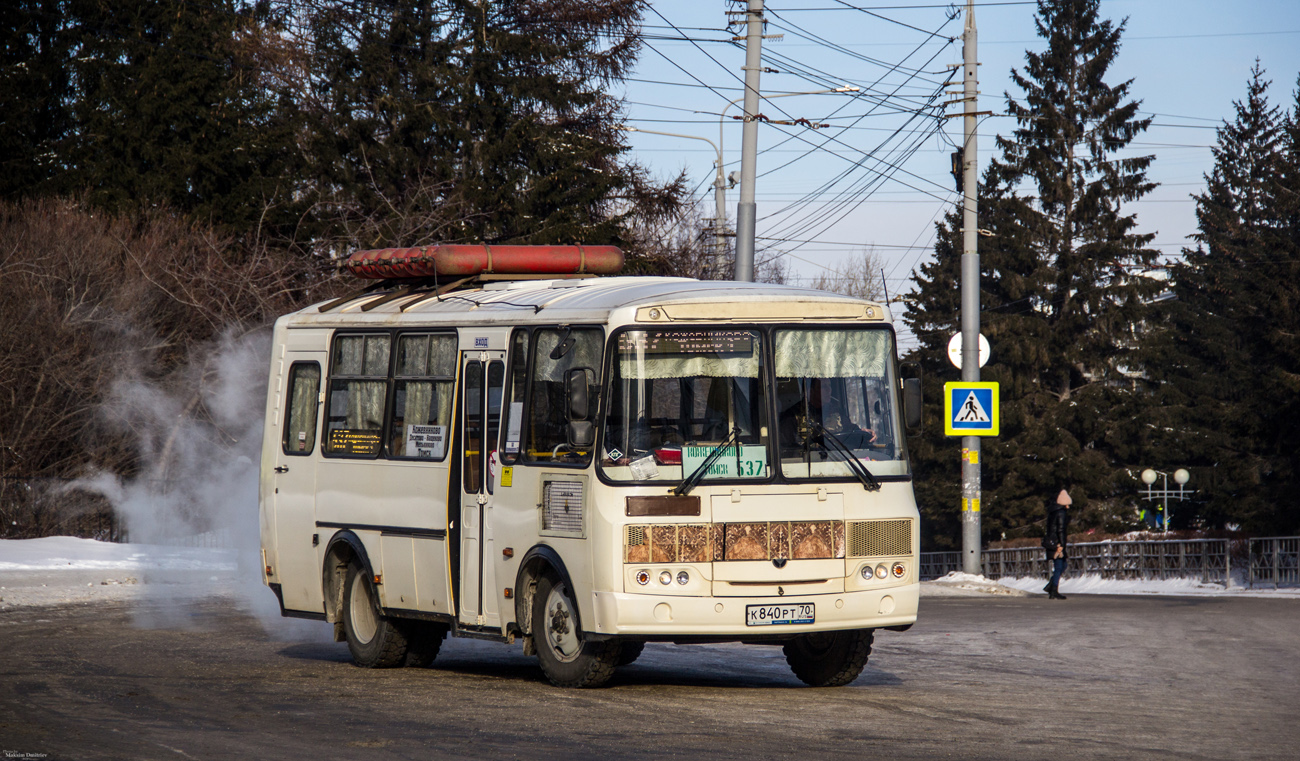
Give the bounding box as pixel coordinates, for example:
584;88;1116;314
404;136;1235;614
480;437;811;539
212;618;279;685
458;351;506;628
270;349;325;613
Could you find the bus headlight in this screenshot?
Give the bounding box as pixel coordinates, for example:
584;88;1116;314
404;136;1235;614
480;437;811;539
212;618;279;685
892;562;906;578
875;564;889;579
676;571;690;585
635;570;650;586
860;565;872;580
659;570;673;585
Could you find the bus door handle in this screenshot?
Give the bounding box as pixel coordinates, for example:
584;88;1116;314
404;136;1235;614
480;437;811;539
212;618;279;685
274;465;289;474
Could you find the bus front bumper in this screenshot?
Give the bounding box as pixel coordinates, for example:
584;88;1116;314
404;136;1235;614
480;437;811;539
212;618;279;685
587;585;919;637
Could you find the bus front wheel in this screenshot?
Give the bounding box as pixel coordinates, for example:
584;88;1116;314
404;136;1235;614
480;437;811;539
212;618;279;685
783;629;874;687
342;560;411;668
532;573;619;687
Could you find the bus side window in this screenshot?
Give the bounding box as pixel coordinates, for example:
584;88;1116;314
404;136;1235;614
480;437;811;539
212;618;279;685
389;333;456;460
500;329;529;465
525;327;602;464
282;362;321;455
323;333;390;457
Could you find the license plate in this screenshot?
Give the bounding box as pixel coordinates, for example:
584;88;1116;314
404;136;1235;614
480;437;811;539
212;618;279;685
745;603;814;626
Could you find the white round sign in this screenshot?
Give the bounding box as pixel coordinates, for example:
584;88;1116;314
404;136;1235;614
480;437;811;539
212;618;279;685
947;332;990;369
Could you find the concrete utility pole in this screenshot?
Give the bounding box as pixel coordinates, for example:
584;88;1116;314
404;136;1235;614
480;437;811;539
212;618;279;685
734;0;764;282
959;0;982;575
716;86;857;279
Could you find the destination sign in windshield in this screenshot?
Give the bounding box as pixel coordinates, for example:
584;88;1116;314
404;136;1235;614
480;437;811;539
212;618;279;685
618;330;754;356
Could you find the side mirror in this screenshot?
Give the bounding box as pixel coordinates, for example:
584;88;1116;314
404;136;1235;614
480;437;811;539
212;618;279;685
568;420;596;448
903;377;922;432
566;367;592;421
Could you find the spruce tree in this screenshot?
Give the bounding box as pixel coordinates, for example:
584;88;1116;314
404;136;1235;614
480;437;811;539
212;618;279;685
65;0;301;233
0;0;74;199
1;1;302;233
305;0;681;254
905;0;1158;548
1153;65;1300;533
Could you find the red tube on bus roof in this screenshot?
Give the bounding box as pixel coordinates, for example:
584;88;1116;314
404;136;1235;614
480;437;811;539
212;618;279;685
343;244;624;279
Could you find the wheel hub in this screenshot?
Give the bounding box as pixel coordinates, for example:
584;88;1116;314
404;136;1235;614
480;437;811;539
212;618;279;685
545;585;582;663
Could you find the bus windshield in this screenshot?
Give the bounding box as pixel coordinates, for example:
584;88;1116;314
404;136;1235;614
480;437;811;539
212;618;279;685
600;325;908;484
774;328;908;480
601;329;769;483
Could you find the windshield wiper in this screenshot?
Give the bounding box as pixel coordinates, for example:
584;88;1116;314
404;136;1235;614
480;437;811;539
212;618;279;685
809;422;881;492
673;427;740;496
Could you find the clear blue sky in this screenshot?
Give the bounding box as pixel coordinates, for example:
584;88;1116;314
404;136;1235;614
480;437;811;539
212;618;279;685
618;0;1300;350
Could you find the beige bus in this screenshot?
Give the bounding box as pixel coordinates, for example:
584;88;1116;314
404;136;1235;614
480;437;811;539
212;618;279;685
260;253;922;687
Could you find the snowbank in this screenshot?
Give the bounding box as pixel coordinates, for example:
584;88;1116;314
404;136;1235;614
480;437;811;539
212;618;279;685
0;536;240;611
995;572;1300;598
922;572;1031;597
0;536;236;572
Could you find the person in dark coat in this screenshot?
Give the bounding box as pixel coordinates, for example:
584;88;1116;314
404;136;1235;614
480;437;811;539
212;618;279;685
1042;489;1071;599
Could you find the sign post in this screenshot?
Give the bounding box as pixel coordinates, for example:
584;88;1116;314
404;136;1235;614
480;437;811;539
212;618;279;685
946;380;999;575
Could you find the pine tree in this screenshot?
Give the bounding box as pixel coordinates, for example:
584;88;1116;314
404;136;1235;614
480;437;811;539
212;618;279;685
905;0;1158;548
1153;65;1300;533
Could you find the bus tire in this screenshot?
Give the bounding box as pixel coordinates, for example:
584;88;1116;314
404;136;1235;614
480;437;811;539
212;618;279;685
533;572;619;688
783;629;873;687
342;560;410;668
403;622;449;668
616;640;646;667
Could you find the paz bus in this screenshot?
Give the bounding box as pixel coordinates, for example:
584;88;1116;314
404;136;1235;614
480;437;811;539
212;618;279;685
259;244;923;687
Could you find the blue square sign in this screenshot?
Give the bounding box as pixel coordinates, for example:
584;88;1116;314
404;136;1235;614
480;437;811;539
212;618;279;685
944;382;999;437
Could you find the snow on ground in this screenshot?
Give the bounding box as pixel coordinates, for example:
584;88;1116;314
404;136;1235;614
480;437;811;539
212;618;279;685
0;536;242;611
921;572;1031;597
994;571;1300;598
0;536;237;572
922;570;1300;598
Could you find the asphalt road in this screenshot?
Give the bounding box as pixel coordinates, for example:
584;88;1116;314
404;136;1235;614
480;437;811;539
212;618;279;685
0;593;1295;760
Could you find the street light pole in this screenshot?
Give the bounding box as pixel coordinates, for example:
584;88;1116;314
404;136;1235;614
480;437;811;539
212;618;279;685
617;125;727;278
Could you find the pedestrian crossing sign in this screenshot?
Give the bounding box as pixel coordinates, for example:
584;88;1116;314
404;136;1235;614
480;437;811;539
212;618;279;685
944;382;1000;437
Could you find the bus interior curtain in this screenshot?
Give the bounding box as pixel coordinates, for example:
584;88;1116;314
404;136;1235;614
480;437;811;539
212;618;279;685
774;330;888;378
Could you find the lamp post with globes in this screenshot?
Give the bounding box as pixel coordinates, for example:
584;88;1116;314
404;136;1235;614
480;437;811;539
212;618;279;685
1140;468;1192;533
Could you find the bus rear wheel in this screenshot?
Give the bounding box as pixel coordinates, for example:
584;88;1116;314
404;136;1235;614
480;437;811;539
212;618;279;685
532;573;619;688
783;629;873;687
343;560;411;668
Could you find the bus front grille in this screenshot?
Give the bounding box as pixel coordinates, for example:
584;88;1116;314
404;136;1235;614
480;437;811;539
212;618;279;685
847;519;912;558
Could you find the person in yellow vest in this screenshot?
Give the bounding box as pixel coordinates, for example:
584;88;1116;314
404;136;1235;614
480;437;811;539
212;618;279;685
1041;489;1071;600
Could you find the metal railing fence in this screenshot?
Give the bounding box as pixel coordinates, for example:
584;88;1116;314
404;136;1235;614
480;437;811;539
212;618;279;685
1248;537;1299;588
920;552;961;581
921;538;1232;584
